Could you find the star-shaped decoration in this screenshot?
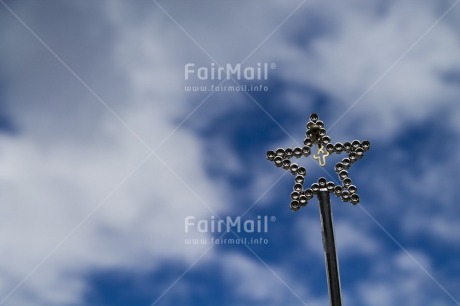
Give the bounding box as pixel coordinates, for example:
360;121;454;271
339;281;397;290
266;113;370;211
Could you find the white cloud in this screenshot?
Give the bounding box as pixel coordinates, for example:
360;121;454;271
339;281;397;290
355;250;455;306
218;251;312;305
0;1;223;305
279;0;460;139
335;221;380;257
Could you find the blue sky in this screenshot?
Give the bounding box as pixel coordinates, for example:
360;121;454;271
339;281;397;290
1;0;460;305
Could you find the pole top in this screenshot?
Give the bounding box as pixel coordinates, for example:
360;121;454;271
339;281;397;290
266;113;371;211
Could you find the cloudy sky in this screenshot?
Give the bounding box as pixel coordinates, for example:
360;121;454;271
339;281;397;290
1;0;460;305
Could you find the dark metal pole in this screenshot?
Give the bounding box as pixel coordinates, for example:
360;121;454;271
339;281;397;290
267;113;371;305
318;190;342;306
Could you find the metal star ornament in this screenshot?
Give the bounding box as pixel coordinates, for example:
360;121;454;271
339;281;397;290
266;113;370;211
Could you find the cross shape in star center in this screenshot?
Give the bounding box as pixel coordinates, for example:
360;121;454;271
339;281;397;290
266;113;371;210
313;145;330;167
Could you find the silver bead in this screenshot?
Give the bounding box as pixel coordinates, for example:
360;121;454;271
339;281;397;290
334;185;343;195
341;191;350;202
282;159;291;170
349;152;357;162
290;163;299;174
310;113;318;122
299;195;308;206
304;188;314;199
318;177;327;188
311;183;320;194
290;191;300;200
339;170;349;180
348;185;357;194
267;150;275;161
362;140;370;151
334;143;343;153
293;147;302;158
276;148;285;157
335;163;344;172
274;156;283;167
297;167;306;176
350;194;360;205
290;200;300;211
293;183;303;192
355;148;364;159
